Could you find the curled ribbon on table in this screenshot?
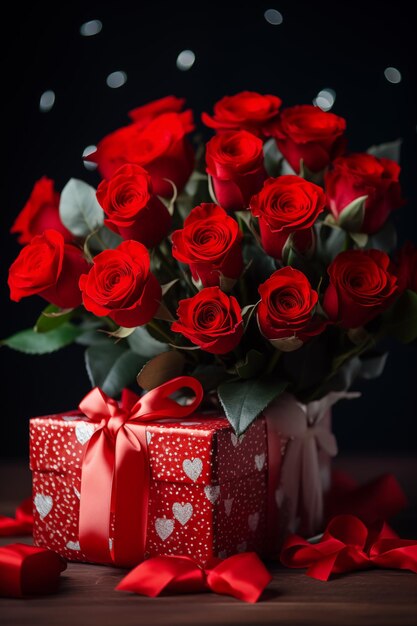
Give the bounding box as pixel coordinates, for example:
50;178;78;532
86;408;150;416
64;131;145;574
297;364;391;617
116;552;272;603
280;514;417;581
0;498;33;536
0;543;66;597
78;376;203;567
265;391;360;536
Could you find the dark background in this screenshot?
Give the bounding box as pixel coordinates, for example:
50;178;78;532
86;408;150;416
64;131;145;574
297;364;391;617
1;1;416;459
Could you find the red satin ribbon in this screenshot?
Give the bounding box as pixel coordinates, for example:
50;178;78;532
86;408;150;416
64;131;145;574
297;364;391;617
0;498;33;536
325;470;407;526
0;543;66;597
116;552;272;602
78;376;203;567
281;514;417;581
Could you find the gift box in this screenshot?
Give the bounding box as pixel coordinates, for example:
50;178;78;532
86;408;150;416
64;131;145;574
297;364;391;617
30;380;276;567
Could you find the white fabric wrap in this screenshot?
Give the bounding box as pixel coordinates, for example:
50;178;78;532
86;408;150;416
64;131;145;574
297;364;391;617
265;391;360;536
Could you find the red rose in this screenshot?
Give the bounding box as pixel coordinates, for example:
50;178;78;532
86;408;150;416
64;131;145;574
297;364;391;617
205;130;267;211
128;95;185;127
8;229;88;309
171;203;243;288
96;164;171;248
395;241;417;293
11;177;72;245
325;153;405;234
272;105;346;173
258;267;324;351
171;287;243;354
202;91;282;136
79;240;161;328
249;175;326;259
87;111;195;197
323;249;398;328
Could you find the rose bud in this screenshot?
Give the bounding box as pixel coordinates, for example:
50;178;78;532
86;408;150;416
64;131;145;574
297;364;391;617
205;130;267;211
8;229;88;309
79;240;161;328
171;287;243;354
272;105;346;174
325;153;405;234
202;91;282;137
395;241;417;293
86;111;195;197
128;95;186;127
249;175;326;259
323;249;398;329
96;164;171;248
11;177;72;245
171;203;243;289
257;267;325;352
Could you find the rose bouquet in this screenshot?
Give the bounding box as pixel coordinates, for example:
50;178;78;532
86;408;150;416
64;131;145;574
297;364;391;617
4;92;417;434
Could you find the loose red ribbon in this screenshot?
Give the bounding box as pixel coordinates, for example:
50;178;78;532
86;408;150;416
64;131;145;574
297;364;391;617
78;376;203;567
116;552;272;603
0;543;66;597
0;498;33;536
325;471;407;526
280;514;417;581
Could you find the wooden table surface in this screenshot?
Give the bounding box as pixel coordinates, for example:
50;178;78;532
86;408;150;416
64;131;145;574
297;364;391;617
1;458;417;626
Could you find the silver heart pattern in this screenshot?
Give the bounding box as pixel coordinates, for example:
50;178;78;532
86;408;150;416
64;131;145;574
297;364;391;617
237;541;247;553
204;485;220;504
248;512;260;532
254;453;266;471
146;431;153;445
172;502;193;526
34;493;53;519
73;486;81;499
230;432;245;447
75;422;95;445
224;498;234;517
182;458;203;482
155;518;174;541
66;540;80;551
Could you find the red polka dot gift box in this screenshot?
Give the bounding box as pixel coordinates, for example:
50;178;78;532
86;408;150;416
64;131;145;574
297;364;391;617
29;397;281;567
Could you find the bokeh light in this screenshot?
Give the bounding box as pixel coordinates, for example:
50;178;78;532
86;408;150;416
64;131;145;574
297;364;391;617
39;90;55;113
384;67;402;84
80;20;102;37
264;9;283;25
176;50;195;71
106;71;127;88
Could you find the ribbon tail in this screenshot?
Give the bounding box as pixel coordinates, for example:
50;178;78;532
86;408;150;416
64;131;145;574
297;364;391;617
0;543;66;597
112;426;148;567
371;542;417;575
79;430;114;564
116;555;205;596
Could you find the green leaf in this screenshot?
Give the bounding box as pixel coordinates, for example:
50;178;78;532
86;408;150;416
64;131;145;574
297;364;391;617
350;232;368;248
127;326;168;358
1;323;82;354
217;376;287;435
34;304;73;332
88;226;123;252
137;351;185;390
59;178;104;237
379;290;417;343
367;139;402;163
338;195;367;232
263;138;283;177
368;222;397;253
233;350;267;379
85;343;146;397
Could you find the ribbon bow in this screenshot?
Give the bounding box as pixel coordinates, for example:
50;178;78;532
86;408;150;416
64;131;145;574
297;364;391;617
78;376;203;567
116;552;272;603
265;391;359;535
281;514;417;581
